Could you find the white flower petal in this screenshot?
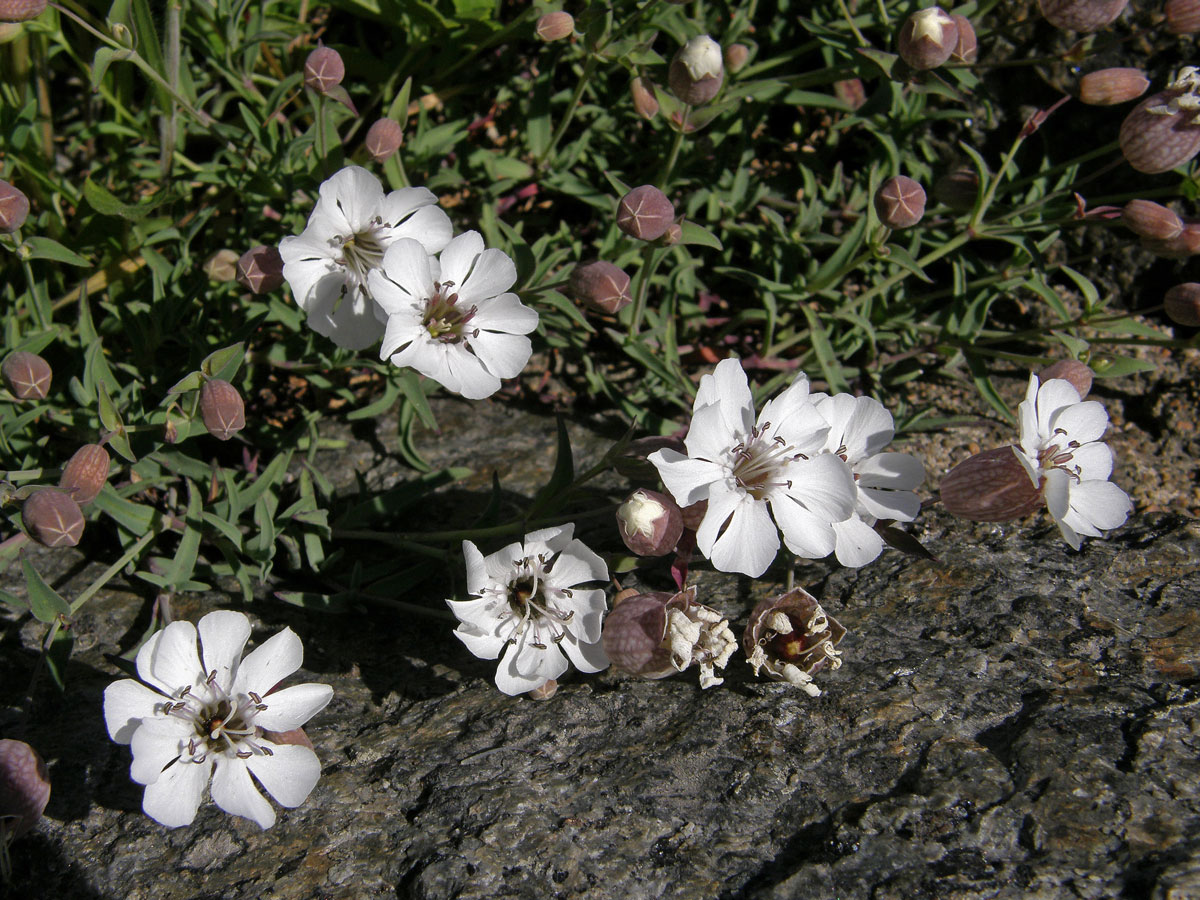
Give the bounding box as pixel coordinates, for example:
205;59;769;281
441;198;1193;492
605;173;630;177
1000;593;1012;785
379;185;436;225
319;166;384;231
438;231;486;286
235;627;303;696
1044;468;1071;521
198;611;251;691
708;358;757;440
855;452;925;490
391;204;453;254
379;315;426;361
682;401;738;463
771;494;837;558
451;621;508;660
246;743;323;809
467;331;532;380
211;755;276;830
130;717;190;785
1069;442;1114;481
141;757;212;828
698;486;778;577
462;541;489;595
544;541;608;590
104;679;166;743
253;683;333;732
494;641;566;695
1068;479;1132;531
471;293;539;335
443;346;500;399
832;516;885;567
649;448;722;508
377;238;433;304
1049;399;1108;445
561;634;610;674
555;587;608;645
1036;378;1083;435
782;453;857;522
301;283;386;350
144;621;203;694
458;248;517;304
858;485;922;522
840;396;895;459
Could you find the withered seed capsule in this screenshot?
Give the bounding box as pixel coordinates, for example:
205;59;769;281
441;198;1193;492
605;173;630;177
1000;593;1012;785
1164;283;1200;327
897;7;958;71
1038;360;1093;399
304;45;345;95
0;179;30;233
568;261;632;315
23;488;85;548
199;379;246;441
236;246;285;294
1119;83;1200;175
617;186;675;241
1079;68;1149;106
58;444;111;505
743;588;846;696
1167;0;1200;34
940;445;1044;522
1122;199;1185;241
874;176;927;229
2;351;51;400
365;118;404;162
1038;0;1129;31
0;739;51;842
0;0;48;22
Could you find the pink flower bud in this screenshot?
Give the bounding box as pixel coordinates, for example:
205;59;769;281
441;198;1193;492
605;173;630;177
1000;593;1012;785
630;76;659;119
199;379;246;441
724;43;750;73
897;7;958;70
2;351;50;400
1119;83;1200;175
236;245;285;294
0;0;46;22
949;14;978;63
617;185;675;241
1038;360;1093;399
1079;68;1149;105
568;261;632;315
1038;0;1129;31
365;118;404;162
1165;283;1200;327
743;588;845;695
0;740;50;842
874;175;926;229
23;488;85;548
834;79;867;110
616;489;684;557
1122;199;1185;240
203;248;240;282
940;445;1044;522
1140;225;1200;259
535;11;573;42
1167;0;1200;33
58;444;110;505
668;35;724;105
304;45;345;95
0;179;29;233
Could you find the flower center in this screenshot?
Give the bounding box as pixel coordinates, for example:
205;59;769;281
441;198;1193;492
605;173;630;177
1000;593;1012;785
496;555;576;650
336;220;388;281
422;281;478;344
1037;428;1083;483
728;422;807;500
165;670;272;763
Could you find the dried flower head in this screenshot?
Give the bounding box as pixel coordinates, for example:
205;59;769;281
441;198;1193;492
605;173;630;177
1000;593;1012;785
874;176;926;229
2;351;51;400
23;489;85;548
568;260;632;315
616;488;684;557
236;246;285;294
669;35;724;105
199;379;246;441
58;444;110;505
744;588;845;696
897;7;958;71
617;186;676;241
1120;70;1200;174
1079;68;1149;105
0;180;29;233
303;45;344;95
1165;282;1200;326
365;118;404;162
0;739;50;879
535;11;573;42
1038;0;1129;31
630;76;659;119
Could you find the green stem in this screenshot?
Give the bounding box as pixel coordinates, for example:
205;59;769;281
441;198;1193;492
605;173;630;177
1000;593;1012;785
538;53;600;168
658;108;689;189
314;93;329;176
628;244;663;337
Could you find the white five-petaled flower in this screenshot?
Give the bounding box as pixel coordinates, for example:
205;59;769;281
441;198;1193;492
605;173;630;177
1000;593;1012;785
103;611;333;829
812;393;925;567
448;524;609;696
649;358;858;578
368;231;538;399
1015;374;1132;549
278;166;453;350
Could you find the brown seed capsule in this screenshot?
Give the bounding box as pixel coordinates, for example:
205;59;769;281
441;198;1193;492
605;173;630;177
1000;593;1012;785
897;7;958;71
1140;224;1200;259
2;351;51;400
365;118;404;162
679;499;707;532
0;0;45;22
949;14;978;63
568;261;632;315
724;43;750;74
58;444;110;505
668;35;724;106
236;245;285;294
616;489;684;557
0;740;50;841
199;379;246;441
874;175;927;229
535;11;573;42
527;679;558;701
1122;199;1185;240
1038;360;1093;399
1165;283;1200;327
617;185;675;241
940;445;1044;522
304;45;344;95
0;179;29;233
1119;84;1200;175
833;78;867;110
1037;0;1129;31
1167;0;1200;33
743;588;846;695
203;248;240;282
22;488;85;548
933;168;979;213
1079;68;1149;105
630;76;659;120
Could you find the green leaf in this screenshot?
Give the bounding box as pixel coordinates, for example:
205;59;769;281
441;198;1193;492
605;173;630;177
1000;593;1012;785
800;305;849;393
678;221;724;251
20;237;90;267
23;559;70;624
878;244;933;283
168;371;204;394
1089;355;1158;378
96;380;123;433
45;626;75;692
90;46;132;89
83;178;163;220
164;480;202;590
528;416;574;519
201;343;245;381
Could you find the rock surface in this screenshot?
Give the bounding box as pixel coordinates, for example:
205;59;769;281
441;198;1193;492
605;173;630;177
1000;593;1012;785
2;399;1198;900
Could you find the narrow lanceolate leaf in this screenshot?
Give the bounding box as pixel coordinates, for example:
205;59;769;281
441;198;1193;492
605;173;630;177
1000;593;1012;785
22;559;70;624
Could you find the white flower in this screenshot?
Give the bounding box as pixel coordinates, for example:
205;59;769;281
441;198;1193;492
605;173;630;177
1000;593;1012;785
103;611;333;829
678;35;723;80
1015;373;1132;549
813;393;925;567
648;358;857;578
278;166;452;350
448;524;609;696
367;230;538;399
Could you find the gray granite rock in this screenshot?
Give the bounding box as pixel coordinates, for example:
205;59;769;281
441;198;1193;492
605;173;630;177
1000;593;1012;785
2;399;1198;900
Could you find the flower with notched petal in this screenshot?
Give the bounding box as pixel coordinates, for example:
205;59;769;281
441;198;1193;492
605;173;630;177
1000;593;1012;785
744;588;845;696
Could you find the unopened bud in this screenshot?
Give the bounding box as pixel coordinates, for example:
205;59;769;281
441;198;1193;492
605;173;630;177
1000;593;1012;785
1038;0;1129;31
0;179;29;233
1167;0;1200;33
744;588;845;695
630;76;659;119
617;185;675;241
1122;199;1184;241
304;45;344;95
58;444;110;505
949;14;977;63
365;118;403;162
535;11;573;42
199;379;246;441
236;245;285;294
568;261;632;315
660;222;682;246
933;168;979;213
0;0;45;22
1120;86;1200;175
669;35;724;105
23;488;85;548
528;679;558;700
2;351;51;400
1079;68;1149;105
874;175;926;229
617;488;684;557
1141;225;1200;259
203;249;240;282
940;445;1043;522
0;740;50;843
1038;360;1093;399
897;7;958;71
1165;282;1200;327
724;43;750;73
